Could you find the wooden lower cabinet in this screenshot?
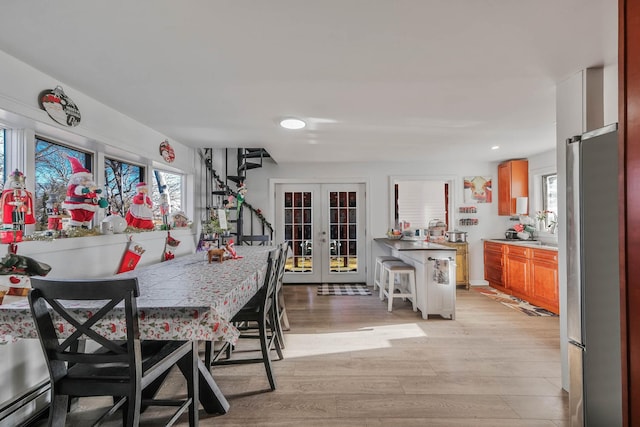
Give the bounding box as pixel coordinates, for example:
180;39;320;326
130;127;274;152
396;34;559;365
483;241;559;314
530;248;559;314
506;245;531;299
441;241;469;289
483;241;505;290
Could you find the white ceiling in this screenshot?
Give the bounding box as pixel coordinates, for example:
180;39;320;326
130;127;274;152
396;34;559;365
0;1;617;164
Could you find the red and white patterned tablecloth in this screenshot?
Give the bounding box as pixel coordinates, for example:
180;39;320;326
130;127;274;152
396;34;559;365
0;246;273;345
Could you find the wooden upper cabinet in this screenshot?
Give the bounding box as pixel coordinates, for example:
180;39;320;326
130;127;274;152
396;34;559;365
498;159;529;216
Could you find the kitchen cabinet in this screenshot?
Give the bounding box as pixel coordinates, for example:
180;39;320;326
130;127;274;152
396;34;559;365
441;241;469;289
506;245;531;299
483;241;505;291
498;159;529;216
530;248;559;313
483;241;559;314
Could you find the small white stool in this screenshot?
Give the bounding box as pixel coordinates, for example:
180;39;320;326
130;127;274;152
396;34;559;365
374;256;401;291
380;261;417;313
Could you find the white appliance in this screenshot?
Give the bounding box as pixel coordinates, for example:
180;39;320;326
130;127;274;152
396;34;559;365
566;123;622;425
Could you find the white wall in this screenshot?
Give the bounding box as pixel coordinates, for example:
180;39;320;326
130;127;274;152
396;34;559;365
246;158;558;286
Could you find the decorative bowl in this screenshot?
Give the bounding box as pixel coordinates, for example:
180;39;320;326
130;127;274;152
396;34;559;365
386;234;403;240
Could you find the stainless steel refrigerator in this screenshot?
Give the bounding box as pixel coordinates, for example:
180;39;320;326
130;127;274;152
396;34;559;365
566;123;622;425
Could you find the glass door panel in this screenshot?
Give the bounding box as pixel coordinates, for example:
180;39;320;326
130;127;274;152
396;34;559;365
276;183;365;283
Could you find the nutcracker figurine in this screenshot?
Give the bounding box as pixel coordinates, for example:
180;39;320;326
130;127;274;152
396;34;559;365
0;169;35;236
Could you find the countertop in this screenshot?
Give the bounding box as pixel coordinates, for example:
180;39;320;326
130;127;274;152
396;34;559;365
374;238;457;251
484;238;558;251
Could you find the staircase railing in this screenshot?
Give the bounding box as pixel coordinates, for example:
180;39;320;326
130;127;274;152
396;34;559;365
201;148;273;245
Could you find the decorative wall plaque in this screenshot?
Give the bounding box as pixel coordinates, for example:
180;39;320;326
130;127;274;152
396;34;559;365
37;86;81;127
159;139;175;163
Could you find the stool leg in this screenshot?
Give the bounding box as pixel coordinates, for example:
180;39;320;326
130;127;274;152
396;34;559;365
409;271;417;312
379;267;386;301
387;271;395;312
373;261;380;291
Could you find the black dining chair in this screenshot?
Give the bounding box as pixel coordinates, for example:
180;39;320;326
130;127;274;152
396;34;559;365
206;247;283;390
28;277;198;427
273;241;289;348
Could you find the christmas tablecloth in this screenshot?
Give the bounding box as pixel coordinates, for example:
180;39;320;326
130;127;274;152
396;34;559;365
0;245;273;345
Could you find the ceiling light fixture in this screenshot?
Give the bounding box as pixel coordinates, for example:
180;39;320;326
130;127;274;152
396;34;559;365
491;145;500;150
279;118;306;130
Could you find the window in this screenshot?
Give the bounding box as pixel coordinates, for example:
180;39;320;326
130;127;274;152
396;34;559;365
542;173;557;214
0;129;5;184
104;158;144;216
34;137;92;231
152;170;182;226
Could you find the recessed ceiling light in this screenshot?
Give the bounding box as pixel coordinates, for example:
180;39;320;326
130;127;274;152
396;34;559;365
279;118;306;130
491;145;500;150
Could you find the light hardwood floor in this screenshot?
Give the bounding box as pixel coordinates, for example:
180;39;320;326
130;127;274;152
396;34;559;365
59;285;568;426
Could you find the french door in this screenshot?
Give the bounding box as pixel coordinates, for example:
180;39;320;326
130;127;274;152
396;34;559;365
275;183;366;283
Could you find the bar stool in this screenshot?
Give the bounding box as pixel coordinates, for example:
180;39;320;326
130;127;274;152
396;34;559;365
374;256;401;291
380;261;417;313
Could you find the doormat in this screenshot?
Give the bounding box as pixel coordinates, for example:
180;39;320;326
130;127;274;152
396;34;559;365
317;284;371;296
474;286;558;317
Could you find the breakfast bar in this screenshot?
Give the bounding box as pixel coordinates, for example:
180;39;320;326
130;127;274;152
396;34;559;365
374;238;457;319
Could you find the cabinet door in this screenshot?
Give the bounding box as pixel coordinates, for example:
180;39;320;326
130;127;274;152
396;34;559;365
531;249;559;314
484;242;504;288
498;163;512;215
507;254;530;296
498;160;529;216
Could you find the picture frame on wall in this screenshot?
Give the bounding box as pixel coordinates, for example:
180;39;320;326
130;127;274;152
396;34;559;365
463;176;492;203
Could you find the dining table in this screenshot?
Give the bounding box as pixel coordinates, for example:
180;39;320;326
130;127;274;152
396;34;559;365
0;244;274;415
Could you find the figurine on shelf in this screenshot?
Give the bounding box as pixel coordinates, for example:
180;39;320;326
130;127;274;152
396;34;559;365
63;156;108;228
0;169;36;231
45;196;63;231
125;182;155;230
171;211;189;228
159;190;170;229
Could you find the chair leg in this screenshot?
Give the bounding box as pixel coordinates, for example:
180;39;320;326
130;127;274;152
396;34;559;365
274;295;286;349
125;387;143;427
270;308;284;360
49;394;69;427
278;292;290;331
177;341;199;427
259;317;277;390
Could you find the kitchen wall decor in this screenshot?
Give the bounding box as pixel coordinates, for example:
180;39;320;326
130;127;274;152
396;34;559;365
37;86;81;127
463;176;492;203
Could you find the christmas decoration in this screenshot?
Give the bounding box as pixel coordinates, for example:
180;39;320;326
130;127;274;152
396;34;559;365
62;156;108;228
171;211;189;228
225;239;243;260
102;211;128;234
125;182;155;230
159;139;175;163
162;231;180;261
0;250;51;305
207;247;227;263
117;238;145;274
45;195;63;231
0;169;36;240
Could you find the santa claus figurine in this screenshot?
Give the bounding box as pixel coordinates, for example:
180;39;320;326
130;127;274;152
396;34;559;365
62;156;108;228
0;169;36;230
125;182;155;229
